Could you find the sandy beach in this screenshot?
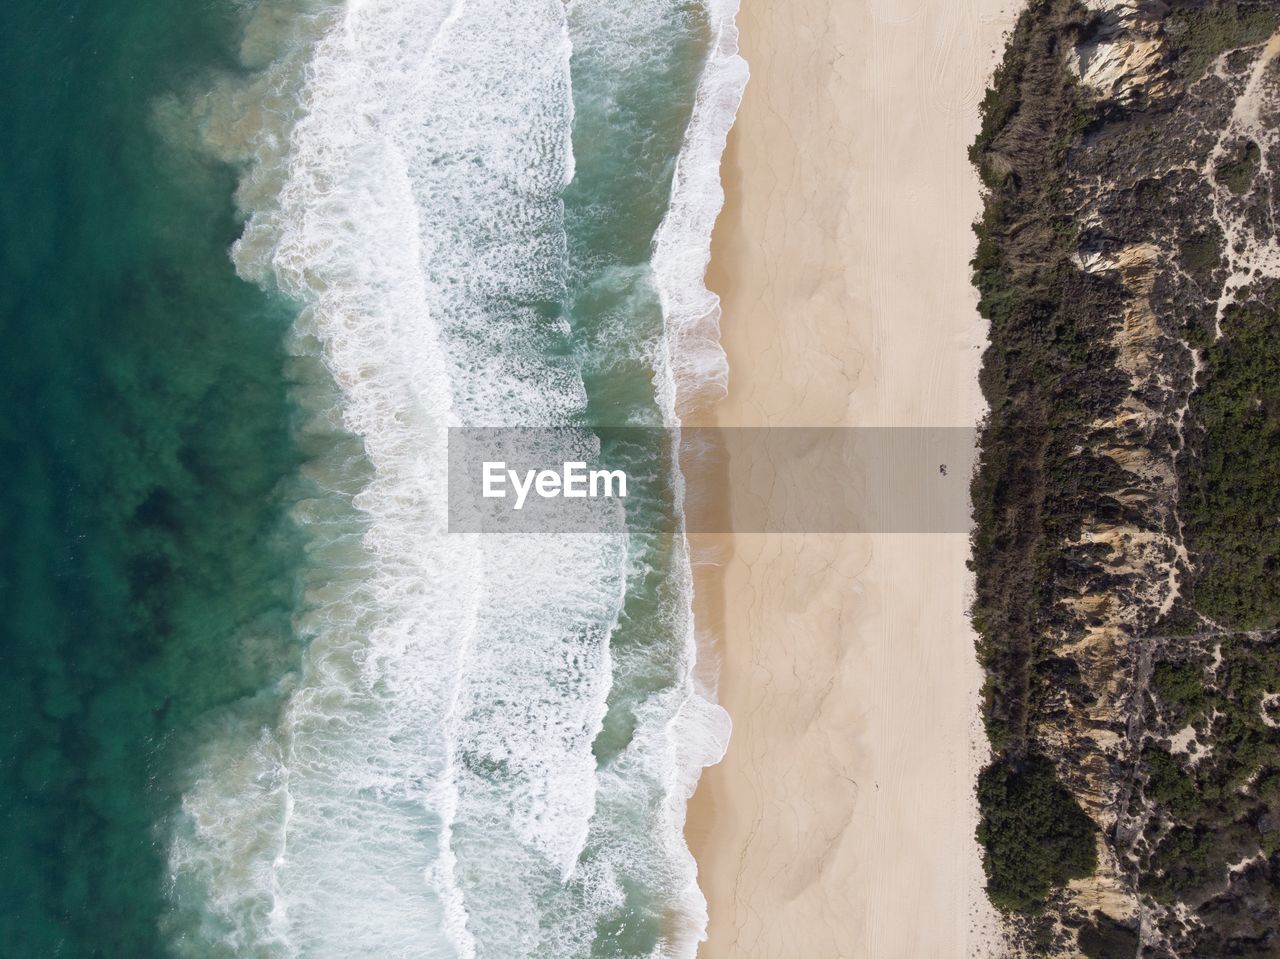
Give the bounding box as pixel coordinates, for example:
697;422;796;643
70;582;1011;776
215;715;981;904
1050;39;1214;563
686;1;1019;956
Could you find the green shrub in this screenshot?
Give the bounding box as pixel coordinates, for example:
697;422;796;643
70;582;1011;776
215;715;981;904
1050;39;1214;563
1143;746;1201;820
1181;231;1224;284
977;755;1099;912
1167;5;1280;80
1153;661;1210;722
1216;139;1261;195
1181;293;1280;630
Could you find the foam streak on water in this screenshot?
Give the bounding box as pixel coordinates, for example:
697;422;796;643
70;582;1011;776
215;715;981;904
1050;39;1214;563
646;0;746;947
652;0;748;417
166;0;746;955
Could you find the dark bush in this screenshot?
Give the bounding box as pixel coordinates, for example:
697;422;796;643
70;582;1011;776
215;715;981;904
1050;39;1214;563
977;754;1099;912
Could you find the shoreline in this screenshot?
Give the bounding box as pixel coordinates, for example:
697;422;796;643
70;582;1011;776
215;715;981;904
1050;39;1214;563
686;1;1018;955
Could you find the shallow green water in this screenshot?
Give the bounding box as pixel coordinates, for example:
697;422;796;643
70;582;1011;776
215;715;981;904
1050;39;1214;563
0;0;742;954
0;2;305;954
560;11;710;954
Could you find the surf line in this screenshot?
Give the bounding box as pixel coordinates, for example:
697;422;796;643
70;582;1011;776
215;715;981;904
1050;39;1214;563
482;461;628;510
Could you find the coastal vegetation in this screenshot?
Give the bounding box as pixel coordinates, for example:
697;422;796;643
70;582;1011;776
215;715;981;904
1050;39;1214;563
1179;289;1280;630
1215;138;1262;196
1133;285;1280;951
970;0;1280;953
1166;4;1278;79
968;0;1110;909
976;756;1098;912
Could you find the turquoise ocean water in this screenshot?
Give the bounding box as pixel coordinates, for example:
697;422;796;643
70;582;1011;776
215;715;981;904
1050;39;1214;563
1;1;745;956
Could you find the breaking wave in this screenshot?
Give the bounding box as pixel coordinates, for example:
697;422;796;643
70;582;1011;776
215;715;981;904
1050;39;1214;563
164;0;745;955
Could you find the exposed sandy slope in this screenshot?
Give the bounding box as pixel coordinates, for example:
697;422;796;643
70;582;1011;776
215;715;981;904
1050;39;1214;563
685;1;1018;956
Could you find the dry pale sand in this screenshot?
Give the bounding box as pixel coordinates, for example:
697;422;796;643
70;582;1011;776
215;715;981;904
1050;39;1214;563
685;1;1019;957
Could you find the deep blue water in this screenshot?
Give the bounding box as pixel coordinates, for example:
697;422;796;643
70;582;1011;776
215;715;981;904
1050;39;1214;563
0;2;305;954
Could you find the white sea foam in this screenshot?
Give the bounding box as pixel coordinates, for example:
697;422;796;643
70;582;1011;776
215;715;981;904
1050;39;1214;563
558;0;746;951
167;0;747;954
651;0;749;418
171;0;626;955
646;0;746;948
